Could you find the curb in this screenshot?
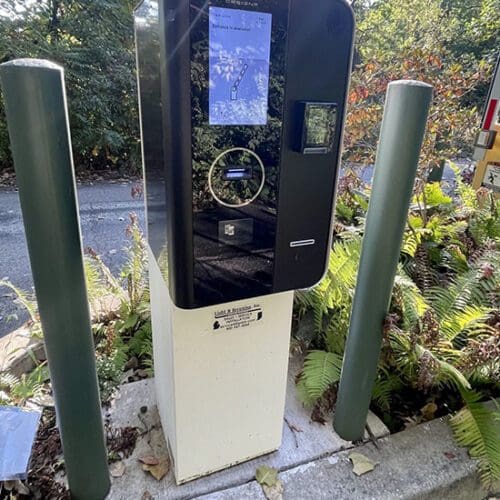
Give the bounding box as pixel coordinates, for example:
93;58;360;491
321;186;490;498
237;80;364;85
0;295;121;377
201;417;498;499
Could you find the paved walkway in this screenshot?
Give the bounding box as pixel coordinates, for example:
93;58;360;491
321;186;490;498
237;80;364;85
106;357;491;499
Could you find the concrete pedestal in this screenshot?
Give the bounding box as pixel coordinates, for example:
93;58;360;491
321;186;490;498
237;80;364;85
148;247;294;483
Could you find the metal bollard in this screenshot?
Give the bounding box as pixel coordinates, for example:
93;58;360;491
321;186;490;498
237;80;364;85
334;80;433;441
0;59;110;499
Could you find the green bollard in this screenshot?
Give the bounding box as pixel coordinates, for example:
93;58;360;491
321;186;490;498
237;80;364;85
0;59;110;499
334;80;433;441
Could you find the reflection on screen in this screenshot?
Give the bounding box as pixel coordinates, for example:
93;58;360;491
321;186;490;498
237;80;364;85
306;105;337;146
209;7;272;126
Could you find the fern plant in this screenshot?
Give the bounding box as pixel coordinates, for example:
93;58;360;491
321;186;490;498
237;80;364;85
0;362;49;405
0;280;42;338
1;213;154;408
450;162;500;247
297;351;343;406
295;169;499;487
450;390;500;490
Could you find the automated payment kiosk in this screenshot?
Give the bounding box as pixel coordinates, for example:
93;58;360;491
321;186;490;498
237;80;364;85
135;0;354;482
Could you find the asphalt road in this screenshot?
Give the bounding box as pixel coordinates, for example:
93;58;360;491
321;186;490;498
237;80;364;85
0;161;468;339
0;181;145;337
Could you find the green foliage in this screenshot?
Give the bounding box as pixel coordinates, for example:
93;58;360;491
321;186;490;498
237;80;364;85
371;370;403;411
95;333;129;402
392;271;428;329
120;213;150;317
413;182;453;209
450;390;500;490
295;235;362;364
0;279;42;337
0;214;152;405
0;0;139;174
347;0;493;169
427;268;494;325
0;362;50;405
295;172;499;486
88;213;153;385
444;0;500;66
297;351;343;406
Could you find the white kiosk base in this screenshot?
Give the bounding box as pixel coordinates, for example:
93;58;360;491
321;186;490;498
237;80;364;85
148;248;294;484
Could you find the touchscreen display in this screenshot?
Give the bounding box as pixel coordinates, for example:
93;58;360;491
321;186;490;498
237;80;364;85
209;7;272;126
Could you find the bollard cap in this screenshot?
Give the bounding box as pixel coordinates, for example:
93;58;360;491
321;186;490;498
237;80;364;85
388;79;433;89
0;58;62;70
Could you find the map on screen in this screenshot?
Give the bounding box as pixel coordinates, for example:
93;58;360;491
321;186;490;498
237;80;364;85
209;7;272;126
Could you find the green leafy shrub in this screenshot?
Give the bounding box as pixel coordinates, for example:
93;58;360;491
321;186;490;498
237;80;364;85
0;0;140;175
87;213;153;396
295;175;499;487
0;213;152;404
0;363;50;405
450;390;500;489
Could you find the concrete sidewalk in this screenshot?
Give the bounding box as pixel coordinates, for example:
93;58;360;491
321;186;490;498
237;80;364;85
202;417;488;500
106;358;493;500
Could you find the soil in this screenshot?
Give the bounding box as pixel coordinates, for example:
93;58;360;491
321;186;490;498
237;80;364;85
0;408;139;500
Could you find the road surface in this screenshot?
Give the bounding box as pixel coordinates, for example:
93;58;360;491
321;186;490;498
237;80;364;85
0;161;468;338
0;182;145;337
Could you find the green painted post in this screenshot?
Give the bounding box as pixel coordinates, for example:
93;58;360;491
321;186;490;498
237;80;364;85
0;59;110;499
334;80;433;441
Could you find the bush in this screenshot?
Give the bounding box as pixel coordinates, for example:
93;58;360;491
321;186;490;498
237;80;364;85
295;172;500;488
0;0;140;175
0;213;152;404
346;0;497;172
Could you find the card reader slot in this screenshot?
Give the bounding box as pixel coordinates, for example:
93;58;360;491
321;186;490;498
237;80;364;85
223;166;253;181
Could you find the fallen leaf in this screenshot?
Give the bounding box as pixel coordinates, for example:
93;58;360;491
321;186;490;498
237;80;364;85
142;455;170;481
139;455;160;466
348;452;379;476
444;451;456;460
420;402;438;421
110;461;126;478
255;465;279;487
17;481;30;496
141;491;153;499
136;369;149;378
262;479;284;500
403;416;419;429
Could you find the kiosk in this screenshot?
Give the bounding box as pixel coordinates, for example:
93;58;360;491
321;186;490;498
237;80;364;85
134;0;354;483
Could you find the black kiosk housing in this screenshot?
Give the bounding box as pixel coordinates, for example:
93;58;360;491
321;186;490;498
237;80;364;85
135;0;355;309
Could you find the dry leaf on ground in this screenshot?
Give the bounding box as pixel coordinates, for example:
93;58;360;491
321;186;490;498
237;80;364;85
420;402;438;421
110;461;126;478
139;455;160;466
348;452;379;476
255;465;279;487
142;455;170;481
262;480;284;500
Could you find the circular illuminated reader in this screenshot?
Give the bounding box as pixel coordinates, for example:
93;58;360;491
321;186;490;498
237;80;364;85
208;147;266;208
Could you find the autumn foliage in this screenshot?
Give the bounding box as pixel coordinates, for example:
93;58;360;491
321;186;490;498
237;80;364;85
345;0;498;173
